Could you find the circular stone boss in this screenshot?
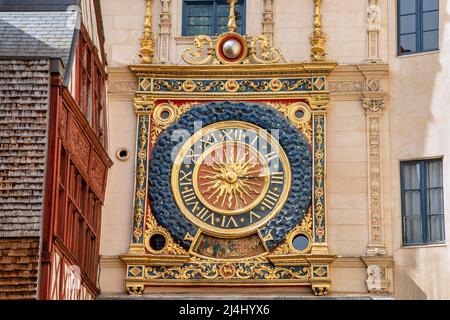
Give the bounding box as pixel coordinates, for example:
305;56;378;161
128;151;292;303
149;102;312;250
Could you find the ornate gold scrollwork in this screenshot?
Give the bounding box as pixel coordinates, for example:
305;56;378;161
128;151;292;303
145;209;187;256
267;102;313;145
272;209;313;255
150;101;197;144
181;35;216;65
181;34;284;66
248;35;285;64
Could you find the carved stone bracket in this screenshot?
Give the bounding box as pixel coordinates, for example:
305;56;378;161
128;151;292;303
362;256;394;294
362;97;385;113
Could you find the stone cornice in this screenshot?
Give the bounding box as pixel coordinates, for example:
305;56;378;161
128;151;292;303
328;63;388;100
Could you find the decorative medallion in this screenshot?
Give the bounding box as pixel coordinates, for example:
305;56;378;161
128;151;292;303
215;32;248;64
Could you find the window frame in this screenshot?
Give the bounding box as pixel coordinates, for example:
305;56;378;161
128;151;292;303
397;0;440;56
182;0;247;37
400;158;446;246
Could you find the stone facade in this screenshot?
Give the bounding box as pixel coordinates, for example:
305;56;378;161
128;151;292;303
99;0;450;299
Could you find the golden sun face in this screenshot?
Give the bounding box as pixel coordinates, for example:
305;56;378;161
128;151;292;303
195;142;270;214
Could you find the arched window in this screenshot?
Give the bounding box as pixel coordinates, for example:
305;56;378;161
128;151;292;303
182;0;246;36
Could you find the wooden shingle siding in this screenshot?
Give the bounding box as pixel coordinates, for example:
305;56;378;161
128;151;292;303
0;238;40;300
0;59;50;238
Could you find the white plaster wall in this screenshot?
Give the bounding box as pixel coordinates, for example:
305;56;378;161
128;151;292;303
388;0;450;299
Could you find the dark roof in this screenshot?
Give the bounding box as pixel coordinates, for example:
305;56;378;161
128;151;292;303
0;59;50;238
0;0;79;12
0;11;77;66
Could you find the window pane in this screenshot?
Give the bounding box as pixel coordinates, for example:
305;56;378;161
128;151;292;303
188;16;211;26
405;190;422;216
404;217;423;244
216;3;243;35
187;5;211;17
400;14;416;34
186;25;211;36
399;0;416;15
186;3;212;36
427;160;443;188
403;162;421;189
216;4;229;16
423;10;439;31
428;215;445;242
423;30;439;51
423;0;439;12
427;188;444;214
400;34;417;53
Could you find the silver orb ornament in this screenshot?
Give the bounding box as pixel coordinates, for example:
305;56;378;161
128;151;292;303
222;39;242;59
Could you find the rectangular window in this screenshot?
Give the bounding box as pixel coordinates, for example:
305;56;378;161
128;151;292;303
76;30;107;147
401;159;445;245
182;0;246;36
398;0;439;55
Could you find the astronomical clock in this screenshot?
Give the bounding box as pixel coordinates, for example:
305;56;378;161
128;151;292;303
122;0;336;296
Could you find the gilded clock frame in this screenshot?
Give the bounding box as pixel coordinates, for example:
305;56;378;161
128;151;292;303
122;62;336;296
171;120;292;238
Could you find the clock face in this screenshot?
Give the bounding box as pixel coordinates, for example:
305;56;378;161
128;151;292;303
172;121;291;238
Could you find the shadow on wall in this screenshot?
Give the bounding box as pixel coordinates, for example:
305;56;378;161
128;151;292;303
391;1;449;300
394;268;427;300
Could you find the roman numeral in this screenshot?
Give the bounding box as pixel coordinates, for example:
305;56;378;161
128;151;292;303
250;135;259;146
186;201;200;213
201;133;218;147
249;211;261;223
185;149;201;162
195;208;215;225
226;216;238;228
182;188;196;203
261;190;280;210
220;129;233;141
234;129;245;141
196;207;209;220
271;172;284;185
265;151;278;162
179;170;192;186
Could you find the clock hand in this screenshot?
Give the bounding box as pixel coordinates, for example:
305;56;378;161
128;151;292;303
237;175;271;179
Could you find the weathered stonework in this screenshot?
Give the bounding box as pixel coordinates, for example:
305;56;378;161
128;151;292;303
159;0;172;63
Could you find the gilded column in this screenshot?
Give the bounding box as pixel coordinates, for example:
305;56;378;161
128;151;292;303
366;0;382;62
128;97;155;255
307;94;336;296
159;0;172;63
262;0;274;45
310;0;327;62
140;0;155;64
